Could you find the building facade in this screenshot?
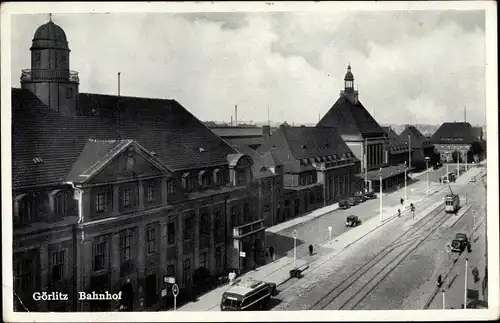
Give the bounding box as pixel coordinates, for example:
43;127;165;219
382;126;412;167
258;125;360;221
12;20;264;312
317;65;408;192
399;125;438;170
431;122;486;163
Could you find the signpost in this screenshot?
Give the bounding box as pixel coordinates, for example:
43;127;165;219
239;251;246;258
172;283;179;311
328;226;332;243
293;230;297;268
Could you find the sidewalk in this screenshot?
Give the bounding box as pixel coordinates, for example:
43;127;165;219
177;166;483;311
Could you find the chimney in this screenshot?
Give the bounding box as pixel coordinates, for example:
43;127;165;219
235;105;238;126
262;125;271;138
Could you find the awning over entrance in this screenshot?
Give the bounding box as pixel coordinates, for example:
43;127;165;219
356;165;412;181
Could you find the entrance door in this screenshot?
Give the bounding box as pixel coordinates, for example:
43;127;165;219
145;274;158;308
120;282;134;311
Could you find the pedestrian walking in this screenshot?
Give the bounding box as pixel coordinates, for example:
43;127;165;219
269;246;274;261
308;244;314;256
397;208;401;217
437;274;442;287
400;198;404;205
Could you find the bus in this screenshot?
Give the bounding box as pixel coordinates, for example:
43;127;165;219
445;193;460;213
220;277;276;311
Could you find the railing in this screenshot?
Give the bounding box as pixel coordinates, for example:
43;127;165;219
20;69;79;83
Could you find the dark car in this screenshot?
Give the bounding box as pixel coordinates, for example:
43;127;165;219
345;215;361;227
433;162;443;170
455;233;469;244
338;199;350;209
451;239;467;252
363;191;376;200
347;197;357;206
354;194;364;204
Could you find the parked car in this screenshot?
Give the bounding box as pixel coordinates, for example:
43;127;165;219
433;162;443;170
354;195;364;204
363;191;376;200
345;215;361;227
338;199;350;209
347;197;357;206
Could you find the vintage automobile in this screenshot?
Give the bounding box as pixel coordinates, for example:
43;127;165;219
455;233;469;244
363;191;376;200
347;197;357;207
338;199;350;209
433;162;443;170
354;192;366;203
345;215;361;227
451;239;467;252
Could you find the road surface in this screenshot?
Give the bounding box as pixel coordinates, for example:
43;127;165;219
269;169;483;310
264;166;451;266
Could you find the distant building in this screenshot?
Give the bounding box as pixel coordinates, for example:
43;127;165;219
431;122;486;163
210;125;277;150
12;19;264;312
382;126;413;166
399;125;437;170
258;125;360;220
317;65;408;192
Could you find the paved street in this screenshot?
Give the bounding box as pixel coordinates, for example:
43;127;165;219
270;166;484;311
264;166;451;267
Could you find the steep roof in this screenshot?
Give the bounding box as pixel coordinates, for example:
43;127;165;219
234;145;275;179
12;89;236;189
257;126;357;173
317;96;386;140
430;122;478;145
382;126;408;154
399;125;433;149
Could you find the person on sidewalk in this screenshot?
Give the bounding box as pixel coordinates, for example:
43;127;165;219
309;244;314;256
398;208;401;217
437;274;443;288
269;246;275;261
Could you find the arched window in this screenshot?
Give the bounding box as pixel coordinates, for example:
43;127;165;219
213;169;222;185
13;193;33;226
49;189;67;218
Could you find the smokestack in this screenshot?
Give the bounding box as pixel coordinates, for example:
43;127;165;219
235;105;238;126
118;72;121;97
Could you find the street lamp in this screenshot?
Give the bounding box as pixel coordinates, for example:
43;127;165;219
379;168;383;222
293;229;297;269
425;156;430;195
404;161;408;207
457;151;460;177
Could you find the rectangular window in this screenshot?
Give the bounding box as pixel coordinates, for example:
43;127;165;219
183;259;191;286
54;193;66;217
123;187;132;208
167;222;175;245
236;170;245;184
215;171;222;185
231;207;238;227
146;226;156;254
243;203;250;223
200;212;210;235
120;232;132;262
202;175;210;187
93;241;107;271
146;183;157;203
167;265;175;278
95;191;108;213
167;179;176;195
200;252;208;269
215;247;222;270
51;250;65;282
19;198;33;225
15;259;33;292
66;87;73;99
184;213;194;241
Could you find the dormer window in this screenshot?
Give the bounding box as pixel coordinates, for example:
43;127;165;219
213;169;222;185
199;148;206;152
13;193;33;226
199;170;210;187
167;179;176;195
33;157;43;164
260;166;267;172
301;145;307;149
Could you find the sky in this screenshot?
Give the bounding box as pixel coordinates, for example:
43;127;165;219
10;10;486;126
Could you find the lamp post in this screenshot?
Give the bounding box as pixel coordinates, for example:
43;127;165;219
457;151;460;177
293;230;297;269
379;168;383;222
464;258;468;309
442;289;446;309
425;156;430;195
404;161;407;207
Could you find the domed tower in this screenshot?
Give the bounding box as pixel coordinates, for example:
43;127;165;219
340;64;359;104
20;16;80;116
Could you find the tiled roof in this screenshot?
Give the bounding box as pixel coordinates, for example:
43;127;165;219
399;125;433;149
257;126;357;173
12;89;236;189
234;145;275;179
430;122;478;145
382;126;408;154
317;96;386;139
223;137;264;148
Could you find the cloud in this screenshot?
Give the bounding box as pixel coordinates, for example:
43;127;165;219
10;10;486;126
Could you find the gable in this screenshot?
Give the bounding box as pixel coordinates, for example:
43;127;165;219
89;147;166;184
